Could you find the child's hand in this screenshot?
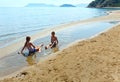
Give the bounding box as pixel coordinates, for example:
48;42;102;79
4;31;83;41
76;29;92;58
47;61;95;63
18;51;22;54
45;46;48;50
21;51;23;54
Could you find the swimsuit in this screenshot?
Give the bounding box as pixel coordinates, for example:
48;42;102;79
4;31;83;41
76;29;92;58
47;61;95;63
29;48;37;54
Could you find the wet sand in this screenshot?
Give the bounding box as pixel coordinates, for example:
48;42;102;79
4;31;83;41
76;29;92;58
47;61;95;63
0;10;120;82
0;22;115;78
0;10;120;58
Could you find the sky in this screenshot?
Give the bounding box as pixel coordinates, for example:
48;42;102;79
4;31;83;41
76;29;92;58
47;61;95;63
0;0;94;7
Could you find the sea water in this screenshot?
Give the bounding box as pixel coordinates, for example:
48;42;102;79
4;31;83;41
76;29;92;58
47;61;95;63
0;7;120;48
0;22;118;78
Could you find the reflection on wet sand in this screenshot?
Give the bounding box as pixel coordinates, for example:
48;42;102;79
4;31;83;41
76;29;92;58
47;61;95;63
25;46;59;66
26;54;37;66
52;46;59;53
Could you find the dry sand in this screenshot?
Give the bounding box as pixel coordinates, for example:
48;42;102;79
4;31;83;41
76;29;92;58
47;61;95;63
0;10;120;82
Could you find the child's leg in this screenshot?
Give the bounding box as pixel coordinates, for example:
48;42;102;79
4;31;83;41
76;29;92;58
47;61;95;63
50;42;56;48
45;43;52;50
45;42;57;50
35;46;42;52
36;43;44;52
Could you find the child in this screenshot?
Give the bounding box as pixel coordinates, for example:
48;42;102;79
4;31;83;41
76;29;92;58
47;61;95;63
45;31;58;49
21;36;43;55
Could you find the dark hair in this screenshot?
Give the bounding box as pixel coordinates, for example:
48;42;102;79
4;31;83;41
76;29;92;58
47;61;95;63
26;36;31;42
51;31;55;35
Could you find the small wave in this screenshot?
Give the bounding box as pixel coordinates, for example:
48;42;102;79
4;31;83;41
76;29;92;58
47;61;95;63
0;28;44;39
0;33;17;38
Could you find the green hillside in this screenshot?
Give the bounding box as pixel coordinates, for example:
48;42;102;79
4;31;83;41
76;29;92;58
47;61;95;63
88;0;120;8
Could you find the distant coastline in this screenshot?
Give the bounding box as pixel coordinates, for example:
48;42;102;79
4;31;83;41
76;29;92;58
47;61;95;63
25;3;88;7
60;4;76;7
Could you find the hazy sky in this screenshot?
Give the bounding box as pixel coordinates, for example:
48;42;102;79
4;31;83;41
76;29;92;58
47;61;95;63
0;0;94;7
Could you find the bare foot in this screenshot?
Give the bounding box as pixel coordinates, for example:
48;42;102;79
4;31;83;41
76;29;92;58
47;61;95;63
45;46;48;50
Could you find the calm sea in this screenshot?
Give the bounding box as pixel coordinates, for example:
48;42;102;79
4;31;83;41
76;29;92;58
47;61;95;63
0;7;119;48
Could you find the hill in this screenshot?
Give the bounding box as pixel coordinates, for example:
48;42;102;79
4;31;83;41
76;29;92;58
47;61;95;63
60;4;76;7
88;0;120;8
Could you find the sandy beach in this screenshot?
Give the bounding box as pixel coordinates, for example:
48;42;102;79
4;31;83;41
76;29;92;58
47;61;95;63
0;10;120;82
0;10;120;58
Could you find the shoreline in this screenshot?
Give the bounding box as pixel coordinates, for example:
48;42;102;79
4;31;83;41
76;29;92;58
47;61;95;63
0;22;116;79
0;10;120;59
103;7;120;8
0;10;120;81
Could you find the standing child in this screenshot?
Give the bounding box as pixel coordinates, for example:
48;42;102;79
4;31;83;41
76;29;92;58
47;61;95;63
45;31;58;49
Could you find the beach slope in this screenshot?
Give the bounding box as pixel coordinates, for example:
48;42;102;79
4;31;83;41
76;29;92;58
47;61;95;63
1;11;120;82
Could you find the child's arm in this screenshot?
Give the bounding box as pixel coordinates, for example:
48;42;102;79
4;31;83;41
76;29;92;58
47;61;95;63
30;43;36;48
21;44;26;54
56;37;58;44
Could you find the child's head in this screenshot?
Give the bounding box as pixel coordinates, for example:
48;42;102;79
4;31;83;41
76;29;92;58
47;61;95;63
26;36;31;42
51;31;55;36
